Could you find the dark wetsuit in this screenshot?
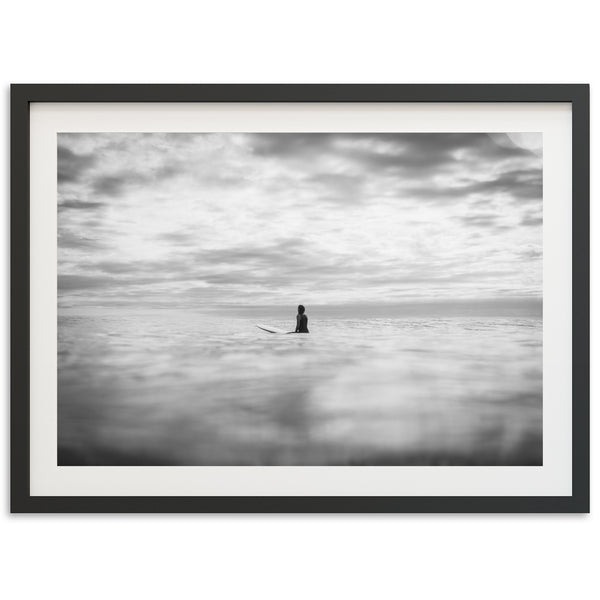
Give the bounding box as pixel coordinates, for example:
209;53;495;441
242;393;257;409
295;314;309;333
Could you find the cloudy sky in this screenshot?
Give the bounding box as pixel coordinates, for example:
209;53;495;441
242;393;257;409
58;132;542;312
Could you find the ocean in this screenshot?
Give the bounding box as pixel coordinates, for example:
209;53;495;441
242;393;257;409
58;309;542;465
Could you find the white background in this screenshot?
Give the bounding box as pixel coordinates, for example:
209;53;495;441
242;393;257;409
1;1;596;599
30;102;572;498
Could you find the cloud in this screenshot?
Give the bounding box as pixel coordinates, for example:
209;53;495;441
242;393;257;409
157;232;195;244
516;247;542;259
57;145;96;183
194;238;310;266
59;274;115;290
464;169;542;200
247;133;335;158
57;132;543;309
520;215;543;227
458;214;501;228
396;168;541;204
249;133;537;178
59;199;105;210
58;230;107;250
90;170;175;197
91;174;131;196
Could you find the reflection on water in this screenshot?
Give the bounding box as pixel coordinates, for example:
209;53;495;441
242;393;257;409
58;311;542;465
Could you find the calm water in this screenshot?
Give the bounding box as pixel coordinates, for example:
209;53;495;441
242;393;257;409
58;311;542;465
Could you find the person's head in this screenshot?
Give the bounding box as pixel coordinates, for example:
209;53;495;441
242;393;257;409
297;305;305;315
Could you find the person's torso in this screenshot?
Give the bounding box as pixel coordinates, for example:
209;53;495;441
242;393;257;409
297;314;309;333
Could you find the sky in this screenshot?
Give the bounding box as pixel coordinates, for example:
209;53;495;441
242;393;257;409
57;132;542;313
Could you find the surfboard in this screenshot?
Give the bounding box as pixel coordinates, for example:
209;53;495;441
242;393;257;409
256;324;294;334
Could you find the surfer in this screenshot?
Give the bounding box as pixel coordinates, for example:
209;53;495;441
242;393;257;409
295;305;309;333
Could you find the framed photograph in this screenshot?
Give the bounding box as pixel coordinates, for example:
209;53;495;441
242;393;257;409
11;84;589;513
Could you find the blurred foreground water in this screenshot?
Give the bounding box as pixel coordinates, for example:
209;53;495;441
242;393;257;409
58;311;542;465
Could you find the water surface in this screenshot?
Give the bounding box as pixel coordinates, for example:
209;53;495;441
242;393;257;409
58;311;542;465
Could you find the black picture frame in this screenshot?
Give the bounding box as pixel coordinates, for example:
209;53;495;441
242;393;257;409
11;84;590;513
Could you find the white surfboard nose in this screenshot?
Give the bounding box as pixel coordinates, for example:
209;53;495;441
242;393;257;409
256;324;294;334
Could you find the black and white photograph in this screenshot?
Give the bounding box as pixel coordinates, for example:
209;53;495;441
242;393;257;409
57;131;543;467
